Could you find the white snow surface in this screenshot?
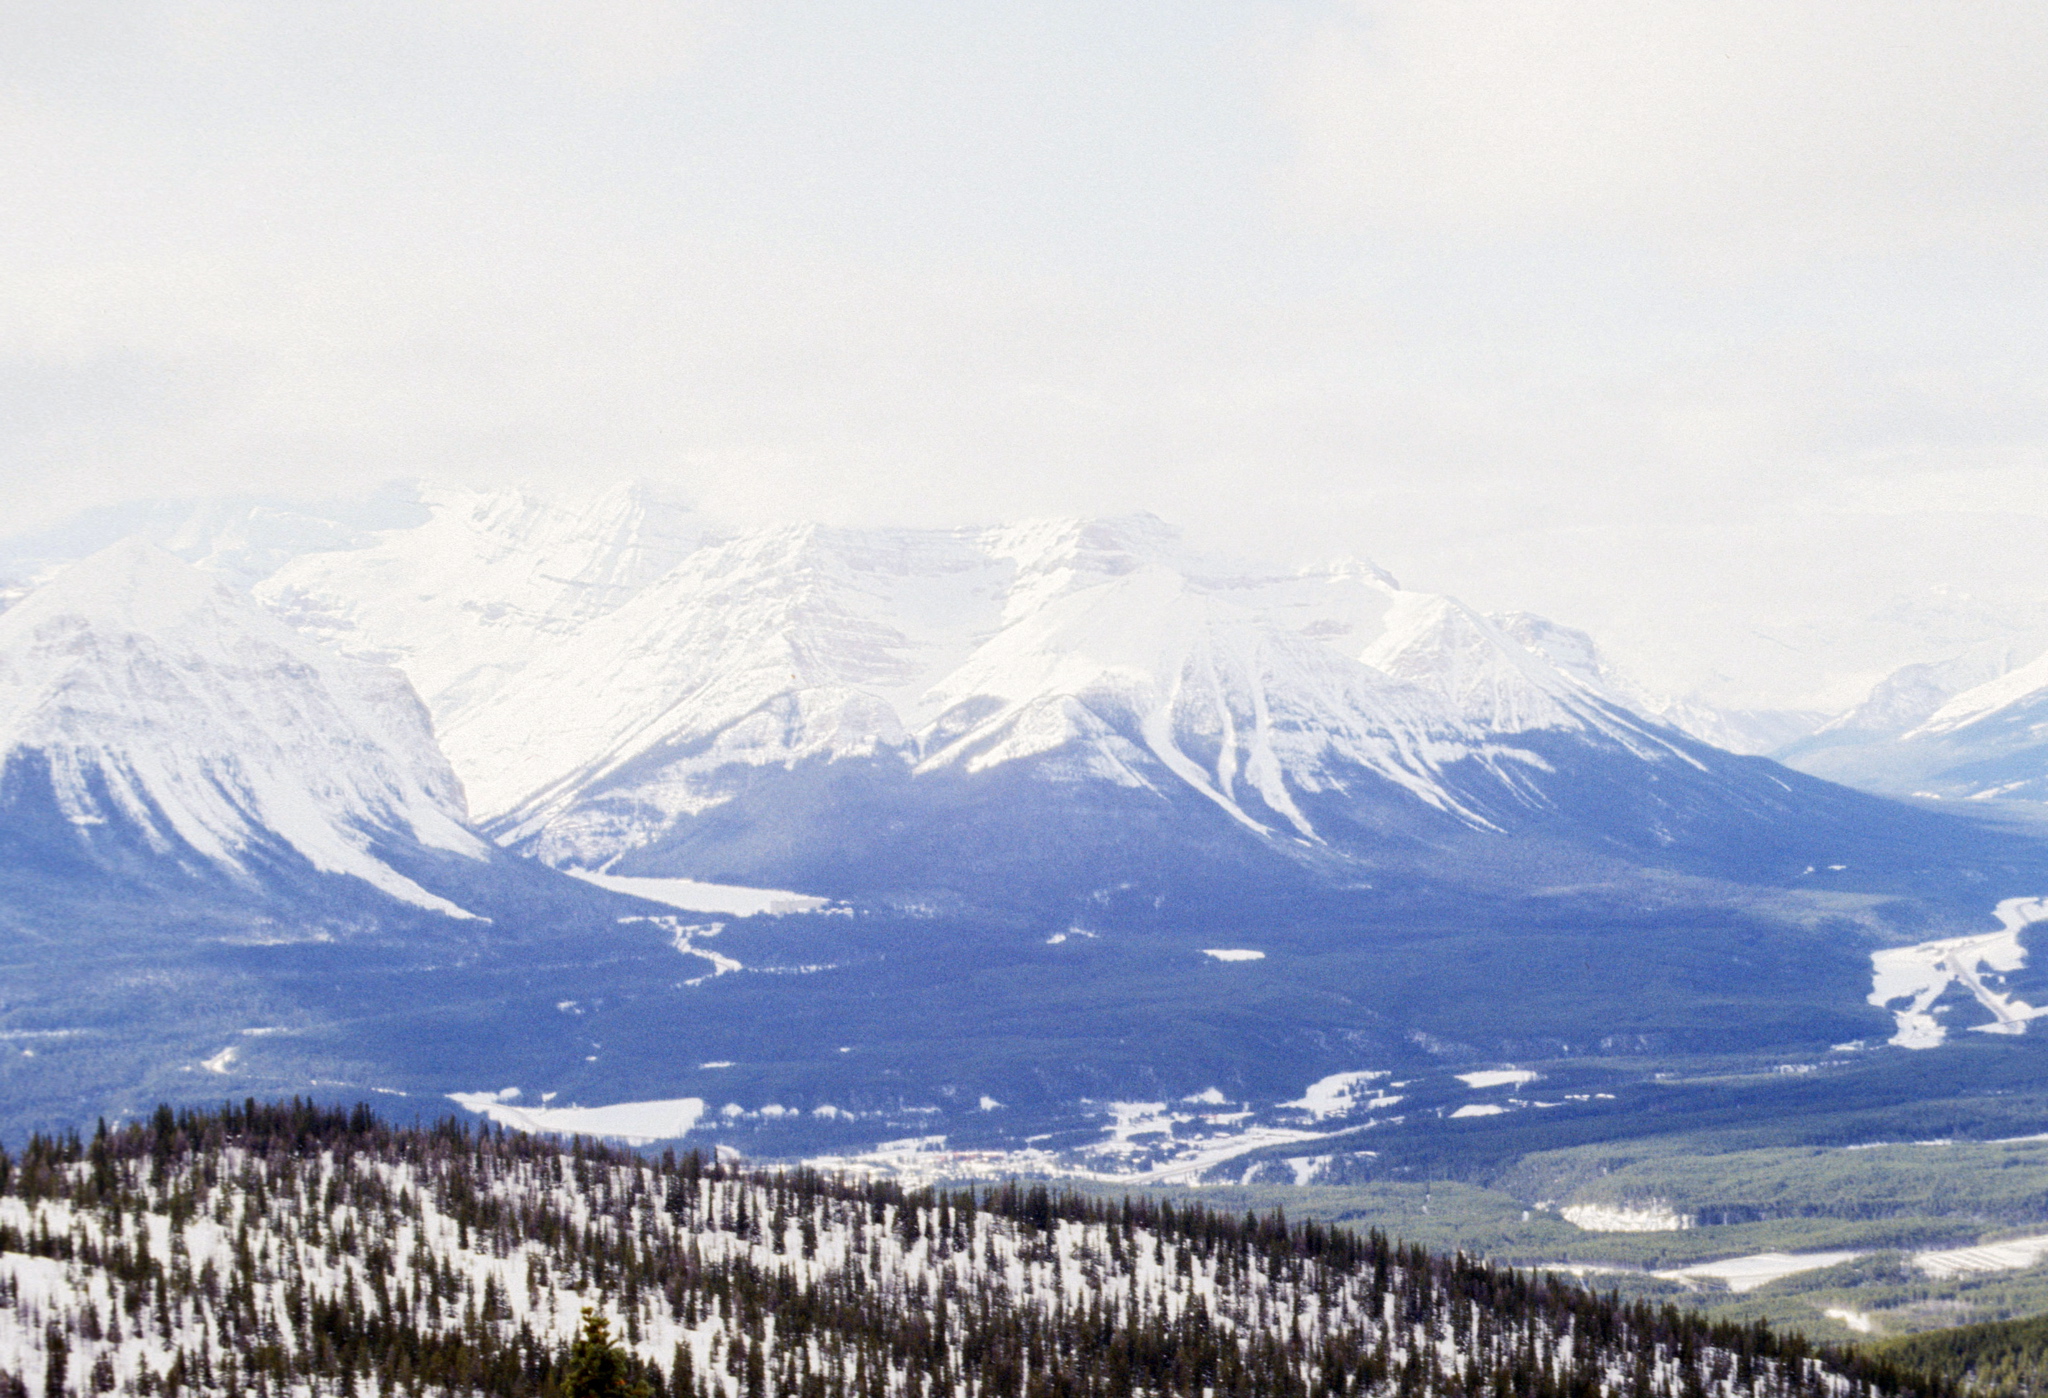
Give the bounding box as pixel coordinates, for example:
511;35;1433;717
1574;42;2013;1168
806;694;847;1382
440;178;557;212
0;539;487;915
1492;610;1823;755
562;867;829;915
1561;1203;1696;1233
1458;1069;1540;1089
245;501;1720;872
1655;1251;1862;1294
1868;895;2048;1048
1915;1234;2048;1277
447;1091;707;1144
1818;645;2025;740
1915;643;2048;737
256;481;706;730
1283;1070;1393;1120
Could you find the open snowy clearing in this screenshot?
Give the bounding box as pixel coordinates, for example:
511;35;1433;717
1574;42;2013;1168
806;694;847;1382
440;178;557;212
1546;1235;2048;1292
1283;1070;1400;1120
564;867;830;915
1915;1234;2048;1277
1868;895;2048;1047
448;1091;707;1145
1458;1069;1539;1089
1654;1251;1863;1293
1561;1202;1695;1232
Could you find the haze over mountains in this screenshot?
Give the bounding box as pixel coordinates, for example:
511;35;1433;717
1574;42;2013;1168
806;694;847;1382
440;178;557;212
0;481;2027;898
9;482;2048;1157
11;480;2048;825
0;536;490;918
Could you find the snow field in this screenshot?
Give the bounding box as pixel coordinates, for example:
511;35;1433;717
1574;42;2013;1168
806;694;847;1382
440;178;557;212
0;539;490;917
447;1094;710;1145
1914;1234;2048;1278
561;870;830;917
1868;895;2048;1048
1456;1070;1539;1090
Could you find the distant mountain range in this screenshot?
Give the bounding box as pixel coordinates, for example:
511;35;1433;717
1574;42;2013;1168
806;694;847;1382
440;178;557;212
9;486;2028;907
8;484;2048;1157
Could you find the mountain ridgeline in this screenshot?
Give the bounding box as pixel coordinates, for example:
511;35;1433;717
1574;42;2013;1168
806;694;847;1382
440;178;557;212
11;489;2048;1161
0;1101;1946;1398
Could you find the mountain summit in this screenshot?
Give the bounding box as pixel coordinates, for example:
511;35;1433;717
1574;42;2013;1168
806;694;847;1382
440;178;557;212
225;503;2002;906
7;497;2048;1153
0;538;489;916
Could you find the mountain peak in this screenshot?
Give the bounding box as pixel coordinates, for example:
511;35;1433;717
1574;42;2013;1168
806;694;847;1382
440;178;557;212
7;537;235;636
1301;556;1401;592
0;536;490;916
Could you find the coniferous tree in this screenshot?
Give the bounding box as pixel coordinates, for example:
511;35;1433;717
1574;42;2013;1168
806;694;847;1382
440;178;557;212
568;1306;651;1398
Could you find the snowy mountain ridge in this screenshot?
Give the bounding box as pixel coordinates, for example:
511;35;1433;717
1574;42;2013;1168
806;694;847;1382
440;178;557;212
374;508;1739;872
1771;641;2048;804
0;486;1914;894
256;481;709;729
0;538;488;916
14;484;2042;904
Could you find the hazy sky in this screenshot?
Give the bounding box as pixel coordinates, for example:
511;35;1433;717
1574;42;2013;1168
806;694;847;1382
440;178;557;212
5;2;2048;706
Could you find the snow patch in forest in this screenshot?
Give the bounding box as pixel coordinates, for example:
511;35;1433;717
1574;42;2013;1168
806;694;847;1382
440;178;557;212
1868;896;2048;1048
1561;1202;1695;1233
199;1046;239;1075
1457;1069;1538;1089
1916;1234;2048;1277
564;868;831;916
1656;1251;1862;1293
1283;1071;1396;1120
448;1093;707;1144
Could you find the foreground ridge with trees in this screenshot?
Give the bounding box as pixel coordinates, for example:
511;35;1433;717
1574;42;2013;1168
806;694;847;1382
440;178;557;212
0;1100;1945;1398
1872;1314;2048;1398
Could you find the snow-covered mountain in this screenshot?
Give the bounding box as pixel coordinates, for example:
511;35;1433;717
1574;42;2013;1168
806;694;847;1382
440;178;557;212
1774;643;2048;801
1490;611;1825;755
0;538;491;916
14;493;2048;1163
2;487;2023;908
404;514;1711;879
201;504;1928;902
0;485;430;604
1873;647;2048;801
256;481;708;727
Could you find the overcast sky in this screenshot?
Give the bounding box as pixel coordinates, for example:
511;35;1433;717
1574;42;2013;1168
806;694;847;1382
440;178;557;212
5;2;2048;707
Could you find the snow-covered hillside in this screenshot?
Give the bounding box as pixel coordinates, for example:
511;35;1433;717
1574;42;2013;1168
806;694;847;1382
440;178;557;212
256;481;707;728
0;539;489;916
0;492;1878;896
2;486;2026;906
1777;641;2048;803
248;506;1746;881
0;1102;1918;1398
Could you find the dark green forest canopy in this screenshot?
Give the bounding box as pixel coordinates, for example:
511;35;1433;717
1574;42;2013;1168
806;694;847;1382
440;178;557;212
1873;1314;2048;1398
